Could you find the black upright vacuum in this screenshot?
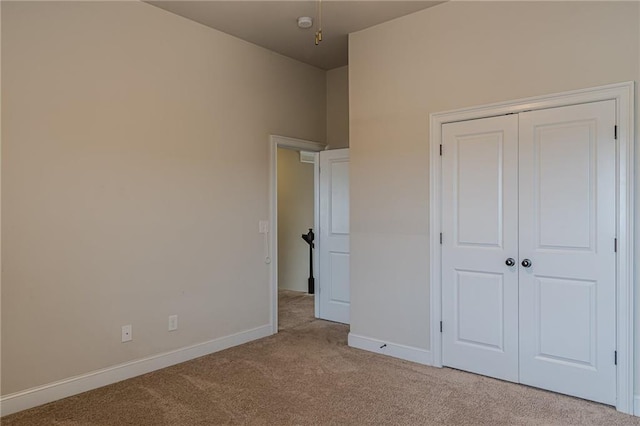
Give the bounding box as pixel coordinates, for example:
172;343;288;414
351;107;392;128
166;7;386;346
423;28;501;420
301;228;315;294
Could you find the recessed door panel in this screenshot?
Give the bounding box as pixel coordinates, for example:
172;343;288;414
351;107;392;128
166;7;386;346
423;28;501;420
535;276;596;367
455;270;504;350
535;121;596;251
456;133;503;247
330;161;349;235
329;252;350;304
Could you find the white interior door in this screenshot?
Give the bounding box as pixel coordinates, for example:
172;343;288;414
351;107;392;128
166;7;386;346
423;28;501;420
441;115;520;382
441;100;617;406
318;149;350;324
518;100;617;405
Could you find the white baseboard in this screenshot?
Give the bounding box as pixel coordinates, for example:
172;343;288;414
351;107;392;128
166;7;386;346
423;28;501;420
0;324;272;417
348;332;433;366
634;395;640;417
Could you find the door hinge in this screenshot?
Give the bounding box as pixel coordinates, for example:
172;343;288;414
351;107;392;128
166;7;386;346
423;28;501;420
440;233;443;244
440;321;443;333
614;125;618;140
439;145;443;156
614;238;617;253
614;350;617;365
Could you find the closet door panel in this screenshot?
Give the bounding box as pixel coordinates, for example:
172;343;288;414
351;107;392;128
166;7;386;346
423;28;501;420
441;115;519;382
518;100;617;405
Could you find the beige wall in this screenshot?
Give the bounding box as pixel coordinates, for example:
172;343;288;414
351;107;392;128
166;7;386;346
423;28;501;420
326;66;349;149
0;0;3;393
349;0;640;391
277;148;314;292
1;1;325;395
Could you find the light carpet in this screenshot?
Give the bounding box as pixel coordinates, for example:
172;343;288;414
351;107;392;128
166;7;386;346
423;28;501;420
3;290;639;425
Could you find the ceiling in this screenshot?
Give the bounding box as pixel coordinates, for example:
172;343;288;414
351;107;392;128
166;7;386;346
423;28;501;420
147;1;443;70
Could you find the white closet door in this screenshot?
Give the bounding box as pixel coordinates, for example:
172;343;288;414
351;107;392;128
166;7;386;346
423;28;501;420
518;100;617;405
318;149;350;324
441;115;519;382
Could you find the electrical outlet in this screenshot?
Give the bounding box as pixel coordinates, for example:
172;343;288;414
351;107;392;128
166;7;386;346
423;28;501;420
259;220;269;234
168;315;178;331
121;325;132;342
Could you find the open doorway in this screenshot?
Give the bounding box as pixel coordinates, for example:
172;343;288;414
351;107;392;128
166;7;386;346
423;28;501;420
268;135;351;333
268;135;325;334
276;147;315;331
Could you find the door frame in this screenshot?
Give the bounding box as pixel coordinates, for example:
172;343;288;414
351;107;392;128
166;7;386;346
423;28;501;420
269;135;326;334
428;82;635;414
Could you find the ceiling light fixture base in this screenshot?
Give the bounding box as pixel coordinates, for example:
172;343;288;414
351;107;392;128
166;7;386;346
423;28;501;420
297;16;313;29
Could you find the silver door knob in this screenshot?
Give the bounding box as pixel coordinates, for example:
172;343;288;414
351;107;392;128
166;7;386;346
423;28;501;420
521;259;532;268
505;258;515;266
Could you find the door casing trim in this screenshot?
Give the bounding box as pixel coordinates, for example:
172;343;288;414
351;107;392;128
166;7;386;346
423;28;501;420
428;82;635;414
